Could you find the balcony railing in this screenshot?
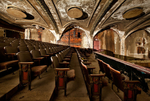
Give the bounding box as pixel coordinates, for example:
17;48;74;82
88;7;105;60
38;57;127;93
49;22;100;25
94;52;150;93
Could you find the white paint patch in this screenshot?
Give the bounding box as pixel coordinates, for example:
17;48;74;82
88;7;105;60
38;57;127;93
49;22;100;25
145;27;150;33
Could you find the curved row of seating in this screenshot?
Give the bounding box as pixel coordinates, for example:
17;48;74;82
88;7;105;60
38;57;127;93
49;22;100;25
0;37;70;90
76;48;107;101
51;47;75;96
97;59;141;101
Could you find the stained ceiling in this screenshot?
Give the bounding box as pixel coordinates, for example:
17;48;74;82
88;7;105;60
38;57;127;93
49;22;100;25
0;0;150;39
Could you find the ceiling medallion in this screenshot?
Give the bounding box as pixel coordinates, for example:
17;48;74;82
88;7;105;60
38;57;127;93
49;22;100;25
6;5;34;20
7;6;27;19
67;7;83;18
123;7;144;20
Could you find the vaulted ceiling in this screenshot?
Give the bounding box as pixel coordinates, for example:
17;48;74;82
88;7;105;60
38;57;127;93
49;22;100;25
0;0;150;38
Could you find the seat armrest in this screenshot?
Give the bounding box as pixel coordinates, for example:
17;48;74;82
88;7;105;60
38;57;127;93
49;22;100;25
19;62;34;65
48;53;54;55
5;53;16;55
65;56;71;58
33;57;44;60
60;62;69;65
83;62;91;65
87;67;95;69
42;55;49;56
63;58;70;61
124;80;140;84
42;55;49;57
55;68;70;71
90;74;105;77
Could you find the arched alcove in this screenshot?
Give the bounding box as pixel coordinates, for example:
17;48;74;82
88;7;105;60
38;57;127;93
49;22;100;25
125;30;150;58
93;29;120;54
58;28;88;48
30;28;56;43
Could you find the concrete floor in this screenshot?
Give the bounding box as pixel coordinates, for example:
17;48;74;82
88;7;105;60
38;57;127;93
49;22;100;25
10;66;55;101
0;70;19;100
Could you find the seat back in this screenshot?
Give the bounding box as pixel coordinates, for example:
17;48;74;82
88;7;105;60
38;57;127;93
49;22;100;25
109;66;124;91
56;54;62;62
17;51;32;62
49;48;53;53
18;46;29;51
0;47;7;62
4;46;18;53
0;42;11;47
30;50;41;58
34;45;40;50
39;45;44;49
103;62;112;80
97;59;105;73
39;49;47;56
28;45;35;51
51;56;59;68
45;47;51;54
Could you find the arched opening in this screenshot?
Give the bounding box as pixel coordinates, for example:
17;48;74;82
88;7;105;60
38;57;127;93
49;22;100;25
93;29;120;54
125;30;150;59
58;28;82;47
58;25;89;48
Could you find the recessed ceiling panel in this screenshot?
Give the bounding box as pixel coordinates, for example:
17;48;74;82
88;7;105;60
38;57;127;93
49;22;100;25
67;7;83;18
123;7;144;20
7;6;27;19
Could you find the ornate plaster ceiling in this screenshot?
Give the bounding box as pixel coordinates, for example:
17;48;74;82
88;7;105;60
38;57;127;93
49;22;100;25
0;0;150;39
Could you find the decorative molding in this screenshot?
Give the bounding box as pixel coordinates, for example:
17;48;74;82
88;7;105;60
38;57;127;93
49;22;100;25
36;0;59;34
90;0;114;36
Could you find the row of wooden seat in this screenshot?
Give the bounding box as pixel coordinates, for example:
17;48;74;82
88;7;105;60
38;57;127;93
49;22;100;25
76;48;108;101
97;59;141;101
16;41;68;90
0;37;70;91
0;37;67;72
51;47;75;96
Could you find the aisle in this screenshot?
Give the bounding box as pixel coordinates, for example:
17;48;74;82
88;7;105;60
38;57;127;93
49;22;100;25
53;53;90;101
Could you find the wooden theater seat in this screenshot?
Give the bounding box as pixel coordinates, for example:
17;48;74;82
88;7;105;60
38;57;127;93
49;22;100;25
39;48;51;66
81;62;107;101
109;65;141;101
30;50;46;66
17;51;47;90
45;47;55;56
103;62;112;82
18;46;29;51
51;56;75;96
4;46;18;60
0;47;18;71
